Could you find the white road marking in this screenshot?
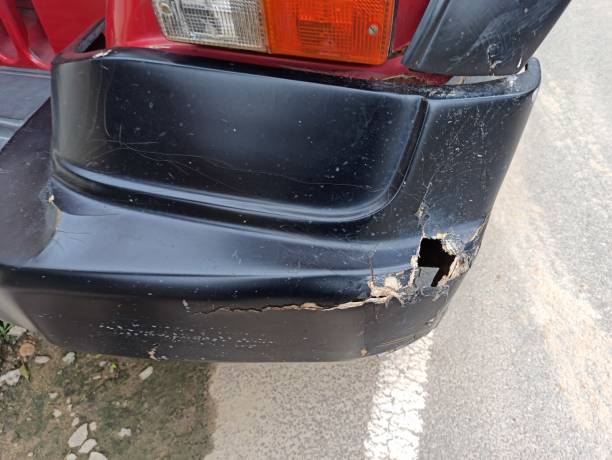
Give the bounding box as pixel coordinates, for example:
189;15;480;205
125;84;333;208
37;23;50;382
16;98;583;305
364;334;434;460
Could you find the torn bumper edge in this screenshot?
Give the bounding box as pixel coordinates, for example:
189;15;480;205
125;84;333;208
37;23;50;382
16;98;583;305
0;51;541;362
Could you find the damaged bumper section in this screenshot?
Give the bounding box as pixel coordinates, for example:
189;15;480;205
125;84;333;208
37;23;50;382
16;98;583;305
0;49;540;362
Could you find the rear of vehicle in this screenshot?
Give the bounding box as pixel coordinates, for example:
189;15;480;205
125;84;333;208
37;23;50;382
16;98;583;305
0;0;570;361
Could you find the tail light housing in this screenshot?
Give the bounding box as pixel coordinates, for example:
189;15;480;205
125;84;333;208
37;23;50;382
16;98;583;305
152;0;395;65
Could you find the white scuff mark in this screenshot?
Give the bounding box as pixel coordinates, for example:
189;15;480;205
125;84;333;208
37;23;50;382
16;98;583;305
364;334;434;460
491;59;503;70
92;49;112;58
369;276;402;298
213;275;406;314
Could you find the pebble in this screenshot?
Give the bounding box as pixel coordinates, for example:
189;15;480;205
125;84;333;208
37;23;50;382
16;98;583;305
138;366;153;381
118;427;132;438
98;361;107;367
79;439;98;454
68;423;88;448
62;352;76;365
89;452;107;460
49;392;59;400
18;342;36;358
71;417;80;427
52;409;62;418
34;355;51;364
65;454;77;460
89;421;97;432
7;325;27;339
0;369;21;386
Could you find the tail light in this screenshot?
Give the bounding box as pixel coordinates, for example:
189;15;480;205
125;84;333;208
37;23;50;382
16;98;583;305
153;0;267;52
152;0;395;65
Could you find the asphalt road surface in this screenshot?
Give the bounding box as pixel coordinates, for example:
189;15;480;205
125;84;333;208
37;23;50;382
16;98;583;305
206;1;612;458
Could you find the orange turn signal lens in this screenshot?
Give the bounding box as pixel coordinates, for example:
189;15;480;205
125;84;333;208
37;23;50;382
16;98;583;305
263;0;395;65
152;0;395;65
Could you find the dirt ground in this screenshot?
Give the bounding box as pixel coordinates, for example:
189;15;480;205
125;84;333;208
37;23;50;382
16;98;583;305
0;327;213;460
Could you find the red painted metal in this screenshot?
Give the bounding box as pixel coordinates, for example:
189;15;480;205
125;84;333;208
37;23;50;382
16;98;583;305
0;0;49;68
0;0;104;69
2;0;438;80
105;0;444;83
31;0;105;53
393;0;430;51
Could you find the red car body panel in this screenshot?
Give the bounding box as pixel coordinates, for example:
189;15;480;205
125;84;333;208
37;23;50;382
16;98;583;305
392;0;430;52
105;0;441;82
32;0;105;53
0;0;104;69
1;0;442;82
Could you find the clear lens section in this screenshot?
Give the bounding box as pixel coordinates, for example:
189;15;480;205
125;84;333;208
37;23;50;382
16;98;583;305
153;0;267;52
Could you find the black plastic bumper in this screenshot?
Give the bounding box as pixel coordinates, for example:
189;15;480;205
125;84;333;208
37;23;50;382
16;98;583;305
403;0;571;76
0;49;540;362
